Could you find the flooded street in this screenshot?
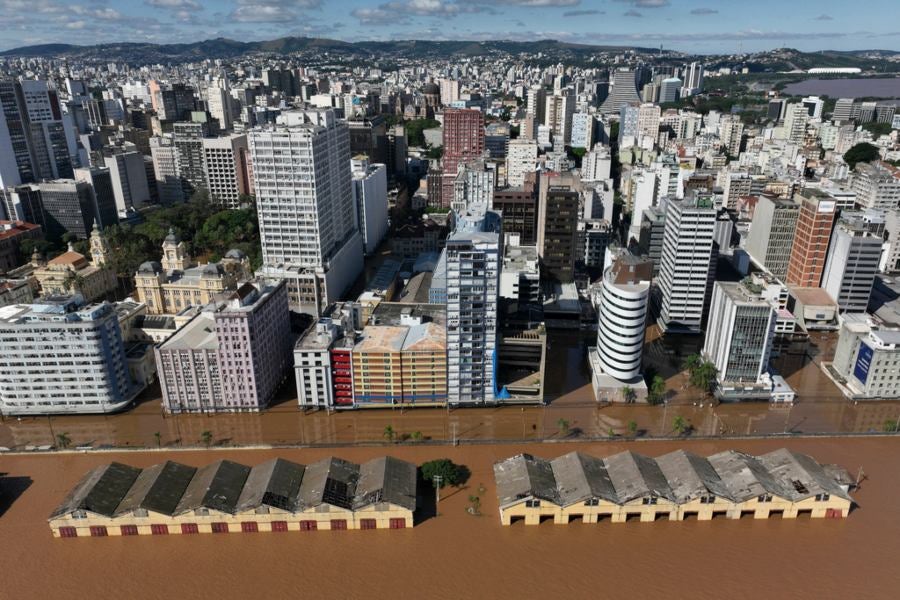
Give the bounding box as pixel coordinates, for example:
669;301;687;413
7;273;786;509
2;436;899;599
2;329;900;450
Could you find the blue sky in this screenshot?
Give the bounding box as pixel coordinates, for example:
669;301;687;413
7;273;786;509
1;0;899;54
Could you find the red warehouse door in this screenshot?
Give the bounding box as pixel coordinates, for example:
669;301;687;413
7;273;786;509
89;526;108;537
241;522;258;533
181;523;199;535
360;519;377;530
299;520;318;531
330;519;347;530
271;521;288;532
389;518;406;529
150;524;169;535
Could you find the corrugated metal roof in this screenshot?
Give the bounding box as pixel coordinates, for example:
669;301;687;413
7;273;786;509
758;448;852;502
493;454;559;508
296;457;359;511
551;452;618;506
707;451;787;502
353;456;417;511
49;462;141;519
235;458;305;513
115;461;197;517
655;450;733;503
174;460;250;515
605;451;674;503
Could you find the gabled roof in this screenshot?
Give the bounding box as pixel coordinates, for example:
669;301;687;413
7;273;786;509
655;450;733;503
115;461;196;517
296;457;359;511
174;460;250;515
49;462;141;520
604;451;674;504
707;450;788;502
757;448;853;502
551;452;618;506
493;453;559;508
353;456;417;511
235;458;305;513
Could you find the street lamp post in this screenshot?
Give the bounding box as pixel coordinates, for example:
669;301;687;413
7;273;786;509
433;474;443;515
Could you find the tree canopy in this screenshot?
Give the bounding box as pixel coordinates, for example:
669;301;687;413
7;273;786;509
421;459;469;488
844;143;881;170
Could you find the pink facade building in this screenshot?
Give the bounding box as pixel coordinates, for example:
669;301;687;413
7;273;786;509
441;109;485;207
155;280;291;413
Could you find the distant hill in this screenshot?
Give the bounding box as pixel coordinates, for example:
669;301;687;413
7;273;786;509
0;36;659;63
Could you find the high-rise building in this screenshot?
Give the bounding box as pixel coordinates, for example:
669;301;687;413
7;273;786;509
544;89;575;145
600;70;641;114
785;191;838;288
783;103;809;145
0;296;139;415
592;253;652;382
452;159;496;214
657;195;717;333
173;121;208;199
851;162;900;211
719;115;745;157
202;134;251;208
681;62;704;97
351;157;388;256
445;214;501;405
206;79;233;131
74;167;118;230
659;77;682;104
156;281;291;413
582;144;612;182
744;196;799;280
570;112;595;149
250;109;362;315
492;172;538;245
104;150;152;213
505;138;538;187
703;280;776;395
0;80;76;187
441;109;485;207
526;86;546;123
440;78;460;106
34;180;97;241
537;173;580;283
821;218;882;312
150;136;183;204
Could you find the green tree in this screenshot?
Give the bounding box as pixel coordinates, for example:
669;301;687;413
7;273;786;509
844;142;880;169
421;459;467;488
153;431;162;448
411;430;424;442
884;419;899;433
200;430;213;449
863;121;893;139
383;425;396;443
684;354;718;396
56;432;71;450
648;375;666;405
622;386;637;403
627;420;638;437
557;418;570;437
467;495;482;516
673;416;689;435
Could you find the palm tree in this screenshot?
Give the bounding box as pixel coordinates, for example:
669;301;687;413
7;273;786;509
622;386;637;403
648;375;666;405
200;430;213;449
673;416;688;435
383;425;396;443
56;432;71;450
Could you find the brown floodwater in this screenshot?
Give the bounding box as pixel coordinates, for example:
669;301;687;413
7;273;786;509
1;437;899;600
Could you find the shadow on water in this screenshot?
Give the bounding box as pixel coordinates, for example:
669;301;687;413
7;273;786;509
0;474;33;517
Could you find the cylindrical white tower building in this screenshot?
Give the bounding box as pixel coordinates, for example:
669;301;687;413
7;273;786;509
595;254;652;381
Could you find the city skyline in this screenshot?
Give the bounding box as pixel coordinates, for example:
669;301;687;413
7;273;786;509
2;0;900;55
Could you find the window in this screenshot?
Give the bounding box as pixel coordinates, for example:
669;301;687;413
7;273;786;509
700;496;715;504
211;522;229;534
758;494;773;503
389;518;406;529
525;499;540;508
89;526;108;537
150;524;168;535
330;519;347;530
642;497;658;505
59;526;78;538
241;522;259;533
120;525;139;536
299;520;317;531
181;523;199;535
815;493;830;502
271;521;288;532
583;498;600;506
360;519;377;530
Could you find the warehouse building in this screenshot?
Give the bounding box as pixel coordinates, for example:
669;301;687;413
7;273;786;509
49;456;417;537
494;449;853;525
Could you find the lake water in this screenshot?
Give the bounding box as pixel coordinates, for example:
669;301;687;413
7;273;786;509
782;78;900;99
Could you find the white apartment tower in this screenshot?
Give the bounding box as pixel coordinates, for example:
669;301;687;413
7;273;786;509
250;109;363;315
821;219;882;312
202;134;250;208
351;157;389;256
446;227;501;405
505;139;538;187
656;196;717;333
